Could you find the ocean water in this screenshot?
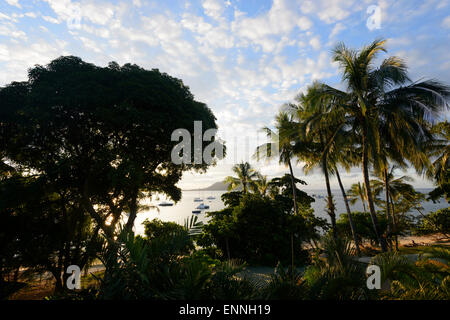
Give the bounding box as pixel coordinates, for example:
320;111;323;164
133;190;226;235
133;189;448;236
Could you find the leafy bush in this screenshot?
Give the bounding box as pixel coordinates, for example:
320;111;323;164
260;263;306;300
336;211;389;245
372;248;450;300
413;208;450;238
142;218;194;257
302;234;371;300
198;193;321;265
94;224;256;300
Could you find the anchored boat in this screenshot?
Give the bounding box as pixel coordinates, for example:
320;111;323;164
158;201;174;206
196;203;210;209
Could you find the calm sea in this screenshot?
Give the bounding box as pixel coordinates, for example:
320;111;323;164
133;189;448;235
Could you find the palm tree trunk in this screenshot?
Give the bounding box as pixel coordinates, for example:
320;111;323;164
361;193;367;212
362;130;387;252
389;194;399;251
287;158;297;272
335;167;361;254
287;159;298;215
319;134;337;240
323;157;337;240
383;167;393;251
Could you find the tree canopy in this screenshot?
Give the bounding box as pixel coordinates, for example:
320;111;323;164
0;56;221;239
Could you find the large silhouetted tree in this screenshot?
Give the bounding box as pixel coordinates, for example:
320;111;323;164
0;56;221;242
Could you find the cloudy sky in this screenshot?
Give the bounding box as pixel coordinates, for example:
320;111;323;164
1;0;449;190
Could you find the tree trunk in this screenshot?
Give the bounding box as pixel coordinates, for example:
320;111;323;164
362;130;387;252
389;194;399;251
287;158;297;271
225;237;231;260
361;193;367;212
288;159;298;215
336;167;361;254
383;167;393;251
323;157;337;240
51;269;64;293
125;188;139;232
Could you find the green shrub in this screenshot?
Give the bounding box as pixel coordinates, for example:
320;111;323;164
198;193;319;266
336;211;389;245
413;207;450;237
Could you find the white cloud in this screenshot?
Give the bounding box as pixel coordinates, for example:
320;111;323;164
309;36;321;50
78;36;102;53
42;0;116;27
0;22;27;40
42;16;60;24
442;16;450;28
231;0;312;53
202;0;224;20
5;0;21;8
300;0;366;24
329;22;345;39
0;40;68;85
25;12;38;18
132;0;142;7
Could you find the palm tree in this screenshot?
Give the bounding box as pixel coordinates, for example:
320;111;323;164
372;168;415;250
347;182;367;212
334;167;361;254
224;162;258;194
254;111;301;216
425;121;450;201
326;129;362;254
250;173;270;196
309;39;450;251
254;111;305;273
289;84;345;240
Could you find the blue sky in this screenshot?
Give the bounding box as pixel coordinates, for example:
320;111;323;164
0;0;449;190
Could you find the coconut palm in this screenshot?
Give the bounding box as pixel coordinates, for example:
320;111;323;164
254;111;306;273
254;111;301;216
308;39;450;251
288;83;346;240
250;173;270;196
324;128;362;254
224;162;258;194
290;98;361;251
347;182;367;212
371;167;415;250
425;121;450;201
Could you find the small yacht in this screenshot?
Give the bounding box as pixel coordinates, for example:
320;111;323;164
192;210;201;214
196;203;210;209
194;197;203;202
206;196;216;200
158;201;174;206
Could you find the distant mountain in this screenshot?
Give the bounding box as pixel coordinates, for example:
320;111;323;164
184;181;241;191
